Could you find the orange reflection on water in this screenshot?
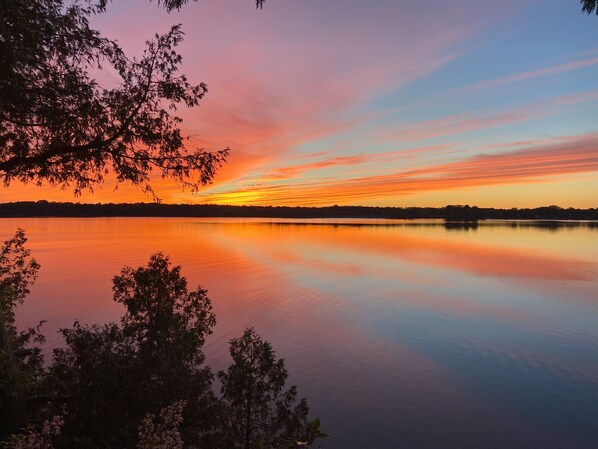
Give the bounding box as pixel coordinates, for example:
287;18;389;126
2;217;598;449
194;220;597;281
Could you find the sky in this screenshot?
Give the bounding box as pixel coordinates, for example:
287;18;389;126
2;0;598;207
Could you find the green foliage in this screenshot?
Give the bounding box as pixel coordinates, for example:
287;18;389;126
217;328;309;449
44;256;316;449
46;322;139;447
113;253;216;363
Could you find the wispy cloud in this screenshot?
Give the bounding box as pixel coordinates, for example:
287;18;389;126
251;144;456;182
387;90;598;142
464;56;598;92
198;133;598;205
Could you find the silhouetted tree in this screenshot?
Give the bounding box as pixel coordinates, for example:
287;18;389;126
0;230;43;438
0;0;263;198
2;249;322;448
97;0;266;13
2;401;185;449
46;253;217;449
112;252;216;385
217;328;309;449
580;0;598;14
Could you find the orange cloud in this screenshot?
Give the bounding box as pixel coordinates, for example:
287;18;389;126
263;155;370;180
248;144;457;183
198;133;598;205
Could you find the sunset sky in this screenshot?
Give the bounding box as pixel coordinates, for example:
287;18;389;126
2;0;597;207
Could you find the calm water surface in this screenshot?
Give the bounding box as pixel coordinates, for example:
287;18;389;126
2;218;598;449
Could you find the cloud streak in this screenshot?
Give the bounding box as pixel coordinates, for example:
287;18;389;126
388;90;598;142
252;144;456;181
198;133;598;205
464;56;598;92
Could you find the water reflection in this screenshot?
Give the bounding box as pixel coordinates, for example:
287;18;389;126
1;218;597;449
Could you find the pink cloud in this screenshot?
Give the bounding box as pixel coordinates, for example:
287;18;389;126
90;0;528;191
2;0;549;204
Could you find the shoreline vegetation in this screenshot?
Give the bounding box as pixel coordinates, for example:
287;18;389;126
1;236;325;448
0;201;597;221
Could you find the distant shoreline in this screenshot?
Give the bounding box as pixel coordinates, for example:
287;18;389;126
0;201;597;221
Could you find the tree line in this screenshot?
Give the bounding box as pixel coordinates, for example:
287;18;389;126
1;201;597;221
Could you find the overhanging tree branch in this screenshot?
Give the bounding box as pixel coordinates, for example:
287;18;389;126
0;1;238;199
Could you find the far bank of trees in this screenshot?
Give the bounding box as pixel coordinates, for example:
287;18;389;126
0;232;327;449
1;201;597;222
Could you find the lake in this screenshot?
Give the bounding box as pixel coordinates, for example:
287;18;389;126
2;218;597;449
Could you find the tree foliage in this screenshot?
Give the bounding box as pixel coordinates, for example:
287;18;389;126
2;0;324;445
580;0;598;14
0;230;43;437
136;401;186;449
43;255;313;448
2;415;63;449
113;253;215;362
0;0;229;198
0;230;40;313
46;253;216;449
218;328;309;449
94;0;267;13
0;239;320;448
